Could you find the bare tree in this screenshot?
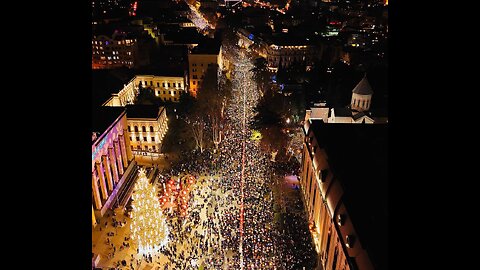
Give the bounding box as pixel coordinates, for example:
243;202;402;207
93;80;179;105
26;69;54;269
187;116;206;153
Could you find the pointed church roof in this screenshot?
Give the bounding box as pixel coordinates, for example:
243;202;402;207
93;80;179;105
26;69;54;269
352;75;373;95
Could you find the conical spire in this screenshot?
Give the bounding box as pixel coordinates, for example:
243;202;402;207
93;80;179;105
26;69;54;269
352;74;373;95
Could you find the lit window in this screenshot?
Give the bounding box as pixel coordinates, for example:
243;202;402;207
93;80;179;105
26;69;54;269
337;214;345;226
346;235;355;248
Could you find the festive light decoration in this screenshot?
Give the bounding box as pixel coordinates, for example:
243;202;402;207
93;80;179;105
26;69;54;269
130;168;169;255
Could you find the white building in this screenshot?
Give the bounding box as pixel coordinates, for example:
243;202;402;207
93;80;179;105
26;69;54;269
350;75;373;112
304;76;383;125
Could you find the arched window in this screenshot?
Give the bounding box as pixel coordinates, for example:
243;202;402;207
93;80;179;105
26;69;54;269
150;126;154;132
142;126;146;132
134;126;138;132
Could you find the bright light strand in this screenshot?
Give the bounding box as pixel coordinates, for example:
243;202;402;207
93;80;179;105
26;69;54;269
130;168;169;256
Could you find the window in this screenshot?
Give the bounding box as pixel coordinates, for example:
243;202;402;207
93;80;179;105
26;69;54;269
346;235;355;248
173;82;176;87
193;81;196;85
157;82;160;87
143;137;147;142
151;137;155;142
142;126;146;132
131;145;134;150
169;91;171;95
174;98;177;101
174;91;176;95
157;91;160;96
192;68;196;72
145;145;148;150
168;83;171;87
178;83;182;87
193;75;198;79
129;137;132;142
337;214;345;226
150;81;153;86
134;126;138;132
136;136;140;141
150;126;154;132
162;82;165;87
163;91;166;94
192;63;197;66
152;145;156;151
137;145;141;150
128;126;131;132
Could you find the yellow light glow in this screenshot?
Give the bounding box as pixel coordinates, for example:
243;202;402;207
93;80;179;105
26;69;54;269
130;169;169;255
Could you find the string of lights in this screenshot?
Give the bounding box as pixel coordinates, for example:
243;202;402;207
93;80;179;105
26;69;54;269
130;168;169;256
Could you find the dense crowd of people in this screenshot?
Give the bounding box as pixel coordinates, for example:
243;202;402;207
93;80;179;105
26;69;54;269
94;41;317;270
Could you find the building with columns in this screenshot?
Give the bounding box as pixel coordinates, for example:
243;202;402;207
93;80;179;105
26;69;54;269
126;105;168;156
350;75;373;112
300;119;387;270
92;107;135;227
103;74;188;107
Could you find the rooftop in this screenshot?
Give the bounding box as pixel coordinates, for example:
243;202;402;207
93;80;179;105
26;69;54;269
92;106;126;137
92;70;128;108
126;105;163;119
310;121;388;270
190;38;221;55
333;107;352;117
352;75;374;95
266;33;315;46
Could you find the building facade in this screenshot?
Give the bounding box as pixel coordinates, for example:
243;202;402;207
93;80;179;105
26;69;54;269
92;108;134;226
300;120;387;270
188;40;222;97
134;75;187;102
92;35;138;69
188;53;221;97
103;74;187;107
126;105;168;156
264;42;316;72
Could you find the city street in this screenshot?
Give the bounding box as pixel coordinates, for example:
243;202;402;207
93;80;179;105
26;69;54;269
92;41;317;269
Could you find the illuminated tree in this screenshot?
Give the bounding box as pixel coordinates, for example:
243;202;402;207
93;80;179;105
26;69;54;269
130;169;169;255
